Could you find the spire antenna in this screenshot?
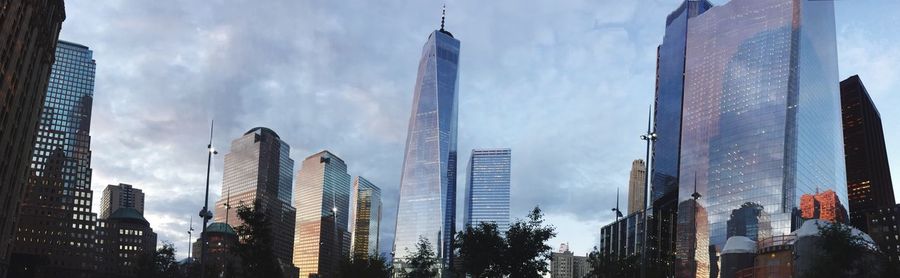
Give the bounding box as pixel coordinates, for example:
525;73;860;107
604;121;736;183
440;4;446;31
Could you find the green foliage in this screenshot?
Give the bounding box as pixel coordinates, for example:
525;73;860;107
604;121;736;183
136;243;179;278
505;206;557;278
453;222;507;278
585;247;639;278
232;199;283;278
338;253;392;278
800;221;886;278
399;237;440;278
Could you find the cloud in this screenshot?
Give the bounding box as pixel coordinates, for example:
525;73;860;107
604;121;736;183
58;0;900;259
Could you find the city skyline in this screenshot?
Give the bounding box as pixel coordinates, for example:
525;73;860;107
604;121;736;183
53;0;900;259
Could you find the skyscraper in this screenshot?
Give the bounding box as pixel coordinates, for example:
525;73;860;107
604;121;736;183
463;149;511;232
0;1;65;274
674;0;846;277
649;1;712;267
350;176;382;259
99;183;145;219
627;159;646;214
293;150;352;278
213;127;296;273
11;40;98;277
840;75;895;233
392;10;461;270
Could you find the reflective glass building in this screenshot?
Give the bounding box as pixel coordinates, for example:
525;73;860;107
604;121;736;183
650;0;712;268
213;127;296;272
674;0;847;277
12;41;99;276
463;149;511;232
350;176;382;258
294;150;352;278
392;25;460;269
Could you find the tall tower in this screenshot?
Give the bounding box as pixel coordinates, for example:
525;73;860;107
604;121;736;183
12;40;98;276
100;183;146;219
674;0;846;277
213;127;296;272
650;0;713;269
392;7;461;270
350;176;382;259
840;75;895;233
293;150;352;278
463;149;511;232
626;159;646;214
0;1;65;274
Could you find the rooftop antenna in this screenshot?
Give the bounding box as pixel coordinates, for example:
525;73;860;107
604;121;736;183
224;189;231;226
440;4;446;31
691;172;701;200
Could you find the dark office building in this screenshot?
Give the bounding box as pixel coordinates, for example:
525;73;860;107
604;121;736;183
0;0;66;275
841;75;898;267
95;208;157;278
11;41;98;278
840;75;895;233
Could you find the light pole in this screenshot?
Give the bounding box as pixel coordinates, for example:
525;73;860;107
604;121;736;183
198;121;217;278
612;187;623;259
187;216;194;261
639;106;657;278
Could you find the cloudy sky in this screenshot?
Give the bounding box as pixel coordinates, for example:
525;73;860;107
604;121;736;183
60;0;900;258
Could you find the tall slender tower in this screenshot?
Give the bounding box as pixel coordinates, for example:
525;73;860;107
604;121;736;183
626;159;646;214
463;149;511;232
392;7;461;270
293;150;352;278
350;176;382;259
12;40;98;277
213;127;296;273
674;0;846;277
0;1;65;274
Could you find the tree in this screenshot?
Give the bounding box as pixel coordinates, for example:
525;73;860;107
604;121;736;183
506;206;557;278
399;237;439;278
453;222;507;278
585;248;640;278
338;253;392;278
136;243;179;278
232;199;282;278
799;221;891;278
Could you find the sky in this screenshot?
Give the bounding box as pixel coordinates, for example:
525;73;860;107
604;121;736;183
58;0;900;259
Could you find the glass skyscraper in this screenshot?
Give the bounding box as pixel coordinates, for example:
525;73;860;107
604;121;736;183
463;148;511;232
674;0;846;277
392;23;461;269
213;127;296;272
12;41;99;276
350;176;382;258
650;0;712;270
293;150;352;278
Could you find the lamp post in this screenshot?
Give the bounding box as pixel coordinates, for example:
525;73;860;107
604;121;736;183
639;106;657;278
198;121;217;278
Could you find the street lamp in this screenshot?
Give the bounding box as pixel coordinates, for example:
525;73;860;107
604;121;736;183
199;121;217;278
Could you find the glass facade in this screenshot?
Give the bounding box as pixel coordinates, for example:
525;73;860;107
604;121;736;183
13;40;99;274
293;150;352;278
463;148;511;232
650;0;712;269
675;0;846;277
213;127;296;270
392;29;460;268
350;176;382;258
